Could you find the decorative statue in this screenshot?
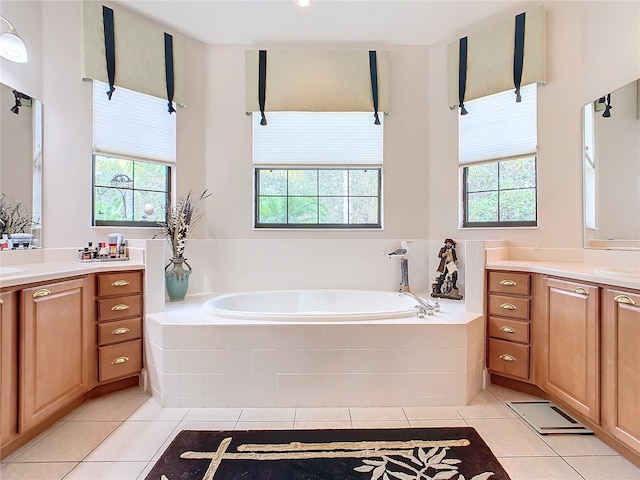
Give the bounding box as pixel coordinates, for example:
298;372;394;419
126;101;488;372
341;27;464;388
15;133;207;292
431;238;463;300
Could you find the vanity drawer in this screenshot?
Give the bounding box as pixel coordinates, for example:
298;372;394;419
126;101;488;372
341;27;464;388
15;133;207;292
98;272;142;297
98;339;142;383
488;338;530;380
97;294;142;322
98;317;142;346
488;294;530;320
489;317;530;344
488;271;531;296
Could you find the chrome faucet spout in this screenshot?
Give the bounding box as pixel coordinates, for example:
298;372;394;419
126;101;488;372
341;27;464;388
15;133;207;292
399;291;434;310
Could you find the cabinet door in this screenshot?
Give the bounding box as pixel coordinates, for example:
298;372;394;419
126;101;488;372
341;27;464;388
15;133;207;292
540;277;599;422
20;278;90;432
602;288;640;454
1;291;18;447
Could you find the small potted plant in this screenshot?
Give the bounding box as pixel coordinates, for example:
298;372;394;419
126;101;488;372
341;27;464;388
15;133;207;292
157;190;211;301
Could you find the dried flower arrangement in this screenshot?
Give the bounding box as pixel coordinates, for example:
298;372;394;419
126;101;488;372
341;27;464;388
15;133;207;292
157;190;211;258
0;194;38;236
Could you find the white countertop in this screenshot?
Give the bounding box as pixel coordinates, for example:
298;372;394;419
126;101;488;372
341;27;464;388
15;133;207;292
0;260;145;288
486;260;640;290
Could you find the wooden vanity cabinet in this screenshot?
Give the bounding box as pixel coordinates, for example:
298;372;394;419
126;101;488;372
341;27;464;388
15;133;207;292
539;277;600;423
601;288;640;453
20;277;93;432
486;271;533;382
0;291;18;448
96;271;143;384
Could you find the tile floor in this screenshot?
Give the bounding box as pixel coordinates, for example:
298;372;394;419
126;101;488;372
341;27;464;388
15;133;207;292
1;384;639;480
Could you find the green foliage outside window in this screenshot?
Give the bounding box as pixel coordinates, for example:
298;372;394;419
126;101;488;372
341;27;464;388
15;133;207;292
93;154;170;226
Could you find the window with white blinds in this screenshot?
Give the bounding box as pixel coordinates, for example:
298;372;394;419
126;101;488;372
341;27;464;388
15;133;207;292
459;83;537;165
93;80;176;164
253;112;383;165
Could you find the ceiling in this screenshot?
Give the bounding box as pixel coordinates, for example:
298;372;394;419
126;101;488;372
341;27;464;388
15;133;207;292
115;0;534;46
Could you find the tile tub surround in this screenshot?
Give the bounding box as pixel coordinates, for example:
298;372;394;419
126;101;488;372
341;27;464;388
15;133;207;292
144;296;484;408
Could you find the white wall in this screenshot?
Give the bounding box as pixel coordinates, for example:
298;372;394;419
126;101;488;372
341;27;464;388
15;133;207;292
1;0;639;260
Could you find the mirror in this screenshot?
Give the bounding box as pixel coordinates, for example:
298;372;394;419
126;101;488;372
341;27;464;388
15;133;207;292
583;78;640;250
0;82;42;249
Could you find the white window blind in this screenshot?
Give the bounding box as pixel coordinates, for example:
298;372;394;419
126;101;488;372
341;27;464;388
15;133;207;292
253;112;383;165
93;80;176;164
459;83;537;165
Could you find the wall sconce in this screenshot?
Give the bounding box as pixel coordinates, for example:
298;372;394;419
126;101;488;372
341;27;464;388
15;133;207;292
0;15;28;63
10;89;31;115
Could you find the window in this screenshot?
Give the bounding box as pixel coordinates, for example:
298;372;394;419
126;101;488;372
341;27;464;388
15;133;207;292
253;112;383;228
92;81;175;226
460;83;537;227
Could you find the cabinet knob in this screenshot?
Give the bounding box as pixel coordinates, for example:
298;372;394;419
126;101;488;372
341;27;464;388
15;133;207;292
111;327;130;335
499;354;516;362
111;280;130;287
111;356;129;365
32;289;51;298
499;280;517;286
500;326;516;334
500;303;517;310
614;295;636;305
574;287;589;296
111;304;130;311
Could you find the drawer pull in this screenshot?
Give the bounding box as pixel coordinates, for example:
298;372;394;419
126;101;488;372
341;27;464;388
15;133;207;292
111;327;130;335
574;287;589;296
499;354;517;362
111;356;129;365
614;295;636;305
0;299;3;304
500;326;516;334
111;304;130;311
32;289;51;298
500;303;517;310
111;280;130;287
499;280;517;286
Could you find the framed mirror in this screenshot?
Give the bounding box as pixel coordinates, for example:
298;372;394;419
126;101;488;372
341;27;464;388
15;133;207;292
0;82;43;249
583;78;640;250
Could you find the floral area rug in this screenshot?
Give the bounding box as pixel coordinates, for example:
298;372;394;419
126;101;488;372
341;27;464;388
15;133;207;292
146;427;511;480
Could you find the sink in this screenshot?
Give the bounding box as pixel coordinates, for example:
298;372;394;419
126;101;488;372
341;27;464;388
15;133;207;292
593;266;640;278
0;267;27;277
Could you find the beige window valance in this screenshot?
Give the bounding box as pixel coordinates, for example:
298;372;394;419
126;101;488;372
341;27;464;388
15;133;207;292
81;0;185;104
245;50;390;113
447;6;546;107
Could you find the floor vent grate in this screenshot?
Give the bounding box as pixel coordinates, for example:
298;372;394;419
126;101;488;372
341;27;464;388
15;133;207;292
506;400;594;435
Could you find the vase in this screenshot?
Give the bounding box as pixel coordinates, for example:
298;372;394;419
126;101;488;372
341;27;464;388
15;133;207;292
165;257;192;302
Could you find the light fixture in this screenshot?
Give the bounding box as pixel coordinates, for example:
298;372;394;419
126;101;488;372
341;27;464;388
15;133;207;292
0;15;28;63
294;0;312;8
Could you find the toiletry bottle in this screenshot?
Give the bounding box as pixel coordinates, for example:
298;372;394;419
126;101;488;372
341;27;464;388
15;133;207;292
99;242;109;259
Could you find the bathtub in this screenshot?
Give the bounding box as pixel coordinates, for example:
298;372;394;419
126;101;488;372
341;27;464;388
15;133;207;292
201;289;419;321
144;290;485;408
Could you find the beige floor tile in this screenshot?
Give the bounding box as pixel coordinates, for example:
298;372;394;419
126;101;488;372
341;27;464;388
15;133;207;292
541;434;619;456
349;407;406;421
295;407;350;422
0;462;77;480
408;419;469;428
84;421;179;462
498;456;584;480
351;420;410;429
403;406;463;420
1;423;63;462
70;393;150;421
488;384;543;403
182;407;242;422
12;421;120;462
564;455;640;480
136;461;155;480
455;390;517;419
294;421;353;430
128;397;189;422
64;461;148;480
238;408;296;422
467;418;557;457
150;421;237;461
234;421;295;430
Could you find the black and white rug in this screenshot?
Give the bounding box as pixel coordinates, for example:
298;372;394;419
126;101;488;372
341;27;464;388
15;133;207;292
146;427;511;480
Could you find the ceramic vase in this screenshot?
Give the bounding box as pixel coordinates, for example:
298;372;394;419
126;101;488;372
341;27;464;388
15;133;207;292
165;257;192;302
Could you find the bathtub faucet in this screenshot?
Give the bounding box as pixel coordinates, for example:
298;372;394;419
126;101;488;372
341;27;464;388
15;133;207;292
400;291;435;318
